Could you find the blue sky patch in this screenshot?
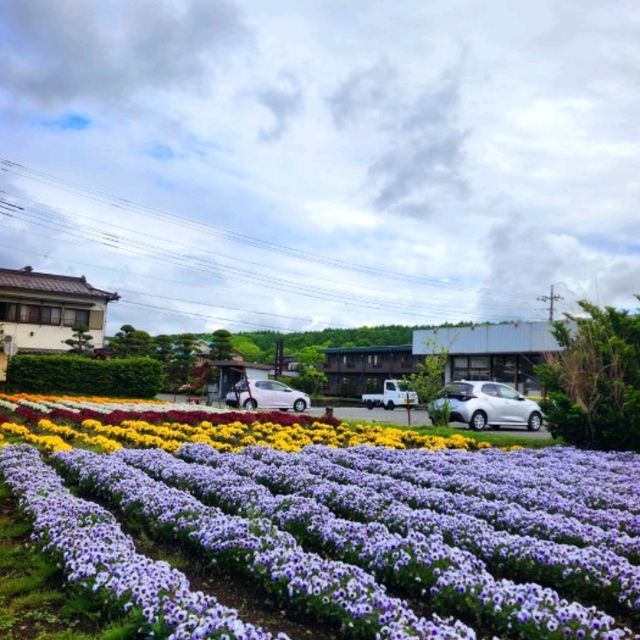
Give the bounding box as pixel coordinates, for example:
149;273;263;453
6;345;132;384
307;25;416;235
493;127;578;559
148;143;175;160
41;113;91;130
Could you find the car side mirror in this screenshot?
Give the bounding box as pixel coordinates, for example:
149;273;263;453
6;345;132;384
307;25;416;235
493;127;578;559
517;395;525;401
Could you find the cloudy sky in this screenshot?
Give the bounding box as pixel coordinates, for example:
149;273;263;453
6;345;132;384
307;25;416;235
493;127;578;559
1;0;638;336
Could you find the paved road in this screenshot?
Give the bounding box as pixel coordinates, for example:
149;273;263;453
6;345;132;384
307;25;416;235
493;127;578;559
307;405;553;439
157;395;551;439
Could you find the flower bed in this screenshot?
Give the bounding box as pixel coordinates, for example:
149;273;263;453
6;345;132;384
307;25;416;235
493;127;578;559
0;444;275;640
0;393;486;452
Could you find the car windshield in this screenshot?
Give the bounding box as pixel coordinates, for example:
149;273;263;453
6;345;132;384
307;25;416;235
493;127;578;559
443;382;474;398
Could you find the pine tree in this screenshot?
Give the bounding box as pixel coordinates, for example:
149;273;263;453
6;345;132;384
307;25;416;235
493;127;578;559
64;324;94;355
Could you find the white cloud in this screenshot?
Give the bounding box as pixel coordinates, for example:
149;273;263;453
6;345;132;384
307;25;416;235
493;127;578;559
1;0;639;337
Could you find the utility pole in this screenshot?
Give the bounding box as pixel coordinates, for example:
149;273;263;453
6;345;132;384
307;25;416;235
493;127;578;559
537;284;564;322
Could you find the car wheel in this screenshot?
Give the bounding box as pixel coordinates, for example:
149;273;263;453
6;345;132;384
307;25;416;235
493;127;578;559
365;400;374;410
386;400;395;411
528;411;542;431
243;398;257;410
469;411;487;431
293;399;307;412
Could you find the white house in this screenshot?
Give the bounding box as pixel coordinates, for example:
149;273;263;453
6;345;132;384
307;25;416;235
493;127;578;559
0;266;119;381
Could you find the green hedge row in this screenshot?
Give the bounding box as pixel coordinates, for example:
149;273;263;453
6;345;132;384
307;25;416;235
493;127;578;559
7;355;164;398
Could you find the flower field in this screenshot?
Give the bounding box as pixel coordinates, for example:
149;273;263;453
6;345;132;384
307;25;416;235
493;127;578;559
0;392;487;453
0;393;639;639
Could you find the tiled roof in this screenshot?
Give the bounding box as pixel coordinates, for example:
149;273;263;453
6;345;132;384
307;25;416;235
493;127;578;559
0;266;119;301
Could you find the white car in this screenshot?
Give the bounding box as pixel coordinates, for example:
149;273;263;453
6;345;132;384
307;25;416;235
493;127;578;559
225;379;311;412
432;380;544;431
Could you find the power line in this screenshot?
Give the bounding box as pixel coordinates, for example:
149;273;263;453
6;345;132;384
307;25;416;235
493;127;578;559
1;187;539;312
0;197;541;321
1;158;539;302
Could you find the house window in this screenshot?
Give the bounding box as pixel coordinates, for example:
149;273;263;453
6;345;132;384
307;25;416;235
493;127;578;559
367;354;380;367
63;308;90;327
40;306;62;326
19;304;41;324
0;302;17;322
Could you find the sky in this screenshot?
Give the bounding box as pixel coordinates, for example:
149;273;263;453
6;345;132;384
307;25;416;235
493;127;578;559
0;0;639;336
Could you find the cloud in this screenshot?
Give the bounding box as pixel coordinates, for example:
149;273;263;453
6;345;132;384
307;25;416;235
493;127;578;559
328;60;468;217
0;0;249;107
256;76;304;142
476;213;640;320
328;60;397;129
1;1;640;335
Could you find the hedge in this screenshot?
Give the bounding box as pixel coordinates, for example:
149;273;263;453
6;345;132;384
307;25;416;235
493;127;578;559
6;355;164;398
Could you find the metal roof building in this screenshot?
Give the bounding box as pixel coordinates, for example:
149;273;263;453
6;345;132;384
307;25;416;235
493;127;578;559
412;321;570;355
413;320;574;394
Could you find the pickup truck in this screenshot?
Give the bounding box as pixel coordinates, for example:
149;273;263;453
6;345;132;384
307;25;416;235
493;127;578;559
362;379;419;411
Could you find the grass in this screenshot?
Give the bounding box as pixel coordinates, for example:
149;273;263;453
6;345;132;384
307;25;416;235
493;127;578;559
0;481;140;640
413;424;558;448
339;417;557;448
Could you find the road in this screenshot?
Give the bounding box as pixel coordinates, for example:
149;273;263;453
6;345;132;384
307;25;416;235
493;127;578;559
307;405;553;439
157;395;551;439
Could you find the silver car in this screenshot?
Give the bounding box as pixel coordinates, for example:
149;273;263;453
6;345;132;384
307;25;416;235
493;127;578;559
432;380;544;431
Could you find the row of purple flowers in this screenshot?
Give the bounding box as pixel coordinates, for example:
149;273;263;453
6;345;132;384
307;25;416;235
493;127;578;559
179;444;640;620
0;444;276;640
54;447;474;640
290;446;640;561
339;446;640;534
119;445;633;640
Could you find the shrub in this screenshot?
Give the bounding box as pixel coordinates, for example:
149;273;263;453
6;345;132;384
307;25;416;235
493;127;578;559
536;299;640;451
7;355;163;398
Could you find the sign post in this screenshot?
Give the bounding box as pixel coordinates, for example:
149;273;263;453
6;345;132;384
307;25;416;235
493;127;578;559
274;340;284;379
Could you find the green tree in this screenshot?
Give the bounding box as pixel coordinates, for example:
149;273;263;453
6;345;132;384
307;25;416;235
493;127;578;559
110;324;152;358
230;335;264;362
403;339;449;424
537;298;640;451
64;324;94;355
296;367;328;399
210;329;233;360
294;345;328;399
297;344;326;368
169;333;198;390
151;334;175;365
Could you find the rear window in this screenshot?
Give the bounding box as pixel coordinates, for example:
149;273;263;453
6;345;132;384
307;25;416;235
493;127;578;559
443;383;474;398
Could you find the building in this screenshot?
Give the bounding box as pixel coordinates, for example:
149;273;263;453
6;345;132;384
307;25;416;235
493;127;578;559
413;320;570;395
322;344;422;396
195;356;272;403
320;321;570;398
0;266;119;381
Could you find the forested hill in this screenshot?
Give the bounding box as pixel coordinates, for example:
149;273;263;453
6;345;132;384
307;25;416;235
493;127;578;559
198;323;474;363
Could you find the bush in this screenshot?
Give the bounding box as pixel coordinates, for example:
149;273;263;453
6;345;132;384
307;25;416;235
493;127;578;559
536;299;640;451
7;355;164;398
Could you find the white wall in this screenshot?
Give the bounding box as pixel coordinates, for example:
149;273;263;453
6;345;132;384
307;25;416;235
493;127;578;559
1;322;105;351
246;367;269;381
0;293;109;354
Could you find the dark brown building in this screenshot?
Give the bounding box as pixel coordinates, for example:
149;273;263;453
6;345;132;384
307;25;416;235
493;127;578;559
322;344;423;397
